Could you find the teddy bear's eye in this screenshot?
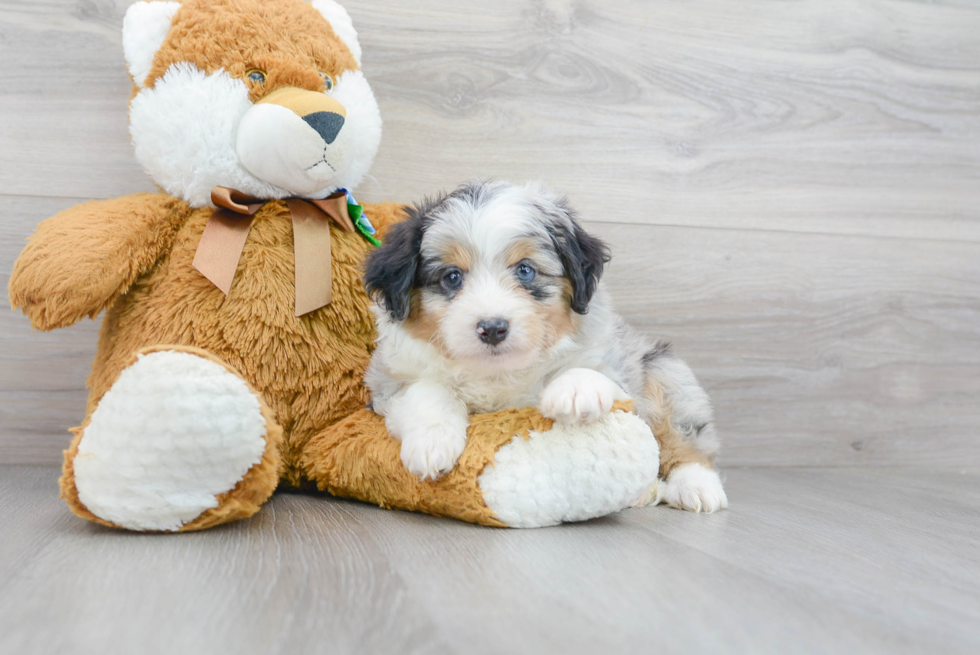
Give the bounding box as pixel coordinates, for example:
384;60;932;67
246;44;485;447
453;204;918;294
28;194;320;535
247;69;267;84
319;72;334;91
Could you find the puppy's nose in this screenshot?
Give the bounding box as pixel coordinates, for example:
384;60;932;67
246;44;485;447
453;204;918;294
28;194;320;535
477;318;509;346
302;111;345;144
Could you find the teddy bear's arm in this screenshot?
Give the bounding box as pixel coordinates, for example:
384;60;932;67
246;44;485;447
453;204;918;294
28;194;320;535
8;193;185;331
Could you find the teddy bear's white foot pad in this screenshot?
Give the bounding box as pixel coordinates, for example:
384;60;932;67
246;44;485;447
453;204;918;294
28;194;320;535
73;350;269;531
478;410;659;528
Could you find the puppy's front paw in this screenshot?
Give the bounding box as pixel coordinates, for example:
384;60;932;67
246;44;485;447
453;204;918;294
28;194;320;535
399;426;468;481
539;368;630;424
659;463;728;513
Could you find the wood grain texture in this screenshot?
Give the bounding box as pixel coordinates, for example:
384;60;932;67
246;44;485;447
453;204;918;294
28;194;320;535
4;195;980;466
2;0;979;467
357;0;980;241
3;3;979;652
592;221;980;469
0;0;978;239
1;196;101;462
1;465;978;655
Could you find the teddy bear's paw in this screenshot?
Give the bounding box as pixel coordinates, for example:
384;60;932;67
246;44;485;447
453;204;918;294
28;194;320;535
72;350;271;531
658;463;728;513
478;409;659;527
538;368;632;424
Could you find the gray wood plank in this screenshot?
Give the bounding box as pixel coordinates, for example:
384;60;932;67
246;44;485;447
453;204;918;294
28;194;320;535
337;498;920;655
590;221;980;469
359;0;980;241
620;467;980;653
0;0;978;240
1;195;101;462
5;194;979;467
2;465;978;655
0;466;453;655
0;0;157;199
0;465;75;588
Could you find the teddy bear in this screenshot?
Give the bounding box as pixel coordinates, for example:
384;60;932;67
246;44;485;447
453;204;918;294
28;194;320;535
8;0;661;532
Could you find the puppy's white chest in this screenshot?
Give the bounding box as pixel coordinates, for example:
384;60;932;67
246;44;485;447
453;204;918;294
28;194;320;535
453;373;544;414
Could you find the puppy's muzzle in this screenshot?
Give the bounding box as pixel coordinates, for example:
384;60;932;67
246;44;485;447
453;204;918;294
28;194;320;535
477;318;509;346
236;86;350;195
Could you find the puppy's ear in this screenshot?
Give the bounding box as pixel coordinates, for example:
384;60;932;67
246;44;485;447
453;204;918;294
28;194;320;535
546;201;611;314
363;208;426;321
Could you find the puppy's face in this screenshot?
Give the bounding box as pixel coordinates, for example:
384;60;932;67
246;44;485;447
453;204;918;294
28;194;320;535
365;182;610;370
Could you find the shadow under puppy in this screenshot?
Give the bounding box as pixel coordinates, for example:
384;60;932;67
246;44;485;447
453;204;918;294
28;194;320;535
363;181;727;512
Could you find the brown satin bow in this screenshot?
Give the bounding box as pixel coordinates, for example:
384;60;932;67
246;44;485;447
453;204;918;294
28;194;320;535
191;186;357;317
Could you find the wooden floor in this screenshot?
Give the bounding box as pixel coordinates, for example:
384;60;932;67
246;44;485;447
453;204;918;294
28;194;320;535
1;1;979;653
0;464;977;655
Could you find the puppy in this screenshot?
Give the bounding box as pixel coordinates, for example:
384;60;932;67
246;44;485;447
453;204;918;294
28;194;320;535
363;181;727;512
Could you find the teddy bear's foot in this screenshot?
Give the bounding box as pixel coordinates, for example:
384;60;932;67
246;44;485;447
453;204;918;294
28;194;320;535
298;403;658;529
478;408;660;528
63;346;282;532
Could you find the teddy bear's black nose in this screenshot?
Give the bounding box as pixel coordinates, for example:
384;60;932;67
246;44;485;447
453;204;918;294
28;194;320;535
303;111;345;144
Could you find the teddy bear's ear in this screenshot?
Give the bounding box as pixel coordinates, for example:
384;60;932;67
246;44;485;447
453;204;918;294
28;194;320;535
311;0;362;66
122;1;182;89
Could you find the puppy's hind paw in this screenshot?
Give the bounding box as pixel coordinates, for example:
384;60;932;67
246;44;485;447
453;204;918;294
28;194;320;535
659;463;728;513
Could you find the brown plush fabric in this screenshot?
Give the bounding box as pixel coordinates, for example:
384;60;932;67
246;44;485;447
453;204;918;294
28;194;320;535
150;0;360;100
8;193;183;331
10;186;652;531
58;345;285;532
300;399;638;526
10;187;543;530
8;0;659;532
300;409;517;528
12;195;399;525
82;199;400;486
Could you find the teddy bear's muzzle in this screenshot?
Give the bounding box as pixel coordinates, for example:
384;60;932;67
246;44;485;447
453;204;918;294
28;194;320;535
236;86;352;196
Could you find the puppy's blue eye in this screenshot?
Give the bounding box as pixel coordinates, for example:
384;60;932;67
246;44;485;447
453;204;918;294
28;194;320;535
441;268;464;291
515;262;536;283
247;69;267;84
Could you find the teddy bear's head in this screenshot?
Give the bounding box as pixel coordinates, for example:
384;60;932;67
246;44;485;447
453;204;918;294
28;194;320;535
123;0;381;207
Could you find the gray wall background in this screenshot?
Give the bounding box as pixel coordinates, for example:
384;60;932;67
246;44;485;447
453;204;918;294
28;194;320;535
1;0;978;467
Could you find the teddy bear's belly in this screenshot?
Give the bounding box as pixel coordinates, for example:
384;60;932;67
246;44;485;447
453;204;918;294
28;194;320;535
88;206;377;479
